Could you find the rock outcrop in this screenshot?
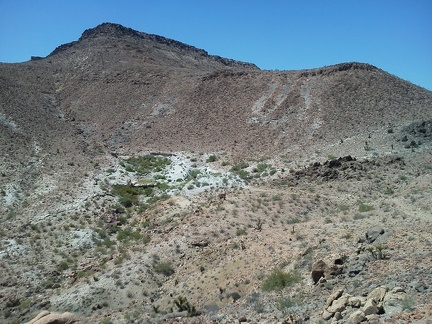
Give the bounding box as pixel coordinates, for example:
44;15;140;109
26;311;80;324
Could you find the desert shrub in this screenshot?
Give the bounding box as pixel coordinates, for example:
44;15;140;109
174;296;200;316
118;196;135;208
58;261;69;271
272;194;282;201
142;235;151;244
286;217;301;224
237;169;252;180
124;155;171;174
262;269;301;291
185;169;201;182
236;228;247;236
384;187;394;195
253;163;270;174
112;184;151;207
400;294;415;311
337;204;349;212
156;182;170;191
230;162;249;171
116;227;142;242
206;155;217;162
358;203;374;212
41;278;55;289
153;262;175;276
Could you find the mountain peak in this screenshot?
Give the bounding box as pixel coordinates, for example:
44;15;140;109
48;22;259;70
79;22;145;40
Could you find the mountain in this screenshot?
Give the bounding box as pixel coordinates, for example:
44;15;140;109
1;23;432;323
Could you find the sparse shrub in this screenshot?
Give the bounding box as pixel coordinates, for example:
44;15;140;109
230;242;239;249
235;169;252;181
58;261;69;271
272;194;282;201
230;162;249;171
342;232;353;240
230;292;241;302
277;297;296;314
367;244;387;260
116;227;142;242
206;155;217;163
112;184;151;207
142;235;151;244
124;155;171;175
353;213;366;220
358;203;374;212
174;296;200;316
262;269;301;291
153;262;175;276
187;169;201;180
41;278;55;289
287;218;301;224
236;228;247;236
384;187;394;195
400;294;415;311
255;219;263;231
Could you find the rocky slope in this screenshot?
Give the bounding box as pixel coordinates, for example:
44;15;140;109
0;23;432;323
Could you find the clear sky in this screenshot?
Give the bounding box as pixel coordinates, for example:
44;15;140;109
1;0;431;90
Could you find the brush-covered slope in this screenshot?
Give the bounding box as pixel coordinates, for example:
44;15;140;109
2;22;432;324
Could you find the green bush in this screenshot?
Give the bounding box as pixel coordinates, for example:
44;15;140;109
153;262;175;276
124;155;171;175
58;261;69;271
236;228;247;236
206;155;217;163
112;184;154;207
358;203;374;212
262;269;301;291
116;227;142;242
230;162;249;172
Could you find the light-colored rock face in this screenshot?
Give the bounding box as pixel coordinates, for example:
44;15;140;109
26;311;80;324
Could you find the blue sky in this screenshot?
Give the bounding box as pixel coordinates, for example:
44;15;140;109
1;0;431;90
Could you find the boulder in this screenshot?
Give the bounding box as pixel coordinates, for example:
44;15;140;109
327;295;348;314
333;312;343;320
348;296;366;308
325;289;344;308
362;298;378;316
311;256;345;284
347;310;365;324
26;311;80;324
322;309;333;320
365;227;384;243
367;286;387;303
311;260;328;284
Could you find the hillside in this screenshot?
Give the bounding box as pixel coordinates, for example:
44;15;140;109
1;23;432;323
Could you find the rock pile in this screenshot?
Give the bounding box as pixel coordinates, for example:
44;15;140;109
321;286;412;323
